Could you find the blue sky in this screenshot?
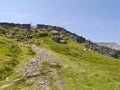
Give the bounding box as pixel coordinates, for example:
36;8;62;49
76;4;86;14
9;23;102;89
0;0;120;44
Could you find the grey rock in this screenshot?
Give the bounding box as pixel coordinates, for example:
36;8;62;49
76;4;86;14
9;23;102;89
33;78;49;89
53;37;67;44
40;70;51;74
0;22;31;29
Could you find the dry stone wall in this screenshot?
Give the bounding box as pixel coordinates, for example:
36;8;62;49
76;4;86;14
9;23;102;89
0;22;31;29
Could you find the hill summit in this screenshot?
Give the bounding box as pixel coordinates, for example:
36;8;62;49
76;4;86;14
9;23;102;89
0;22;120;58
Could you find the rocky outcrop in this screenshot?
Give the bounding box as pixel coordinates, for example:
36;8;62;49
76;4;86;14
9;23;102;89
37;24;120;58
37;24;51;29
53;37;67;44
37;24;86;43
0;22;31;29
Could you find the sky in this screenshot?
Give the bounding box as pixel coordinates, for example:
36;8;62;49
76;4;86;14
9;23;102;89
0;0;120;44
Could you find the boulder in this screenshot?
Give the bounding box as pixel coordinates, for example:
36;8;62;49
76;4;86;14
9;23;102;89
53;37;67;44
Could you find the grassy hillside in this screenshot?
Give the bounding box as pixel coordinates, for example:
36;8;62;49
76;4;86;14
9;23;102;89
0;26;120;90
0;35;35;86
36;36;120;90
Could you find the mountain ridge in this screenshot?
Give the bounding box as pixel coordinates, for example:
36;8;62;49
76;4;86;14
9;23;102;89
0;22;120;58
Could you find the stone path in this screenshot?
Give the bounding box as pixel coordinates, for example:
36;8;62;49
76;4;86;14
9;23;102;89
23;45;64;90
22;44;55;78
0;44;63;90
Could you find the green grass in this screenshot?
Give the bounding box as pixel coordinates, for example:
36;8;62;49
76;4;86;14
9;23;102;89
0;36;35;86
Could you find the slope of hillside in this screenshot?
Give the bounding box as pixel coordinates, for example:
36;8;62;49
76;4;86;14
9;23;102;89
2;35;120;90
0;23;120;90
96;42;120;50
0;35;35;86
36;35;120;90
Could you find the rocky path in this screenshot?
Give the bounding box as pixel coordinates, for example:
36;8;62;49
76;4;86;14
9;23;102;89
23;44;64;90
22;44;55;78
0;44;63;90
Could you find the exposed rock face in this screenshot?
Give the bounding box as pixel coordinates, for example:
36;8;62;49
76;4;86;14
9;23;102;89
53;37;67;44
0;22;31;29
37;24;120;58
37;24;86;43
37;24;51;29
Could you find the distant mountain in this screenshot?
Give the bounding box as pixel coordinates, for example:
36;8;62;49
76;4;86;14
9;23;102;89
96;42;120;50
